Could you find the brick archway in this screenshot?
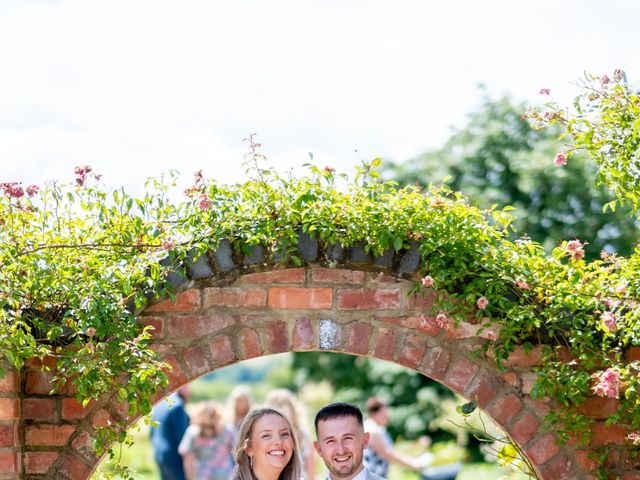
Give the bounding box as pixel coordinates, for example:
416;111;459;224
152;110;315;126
1;246;631;479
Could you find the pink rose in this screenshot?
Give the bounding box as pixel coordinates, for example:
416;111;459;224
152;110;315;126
421;275;434;288
516;280;531;290
476;296;489;310
539;88;550;95
86;327;97;338
435;312;449;329
600;311;617;333
198;194;212;210
161;238;176;250
591;368;621;398
554;152;567;166
600;75;611;85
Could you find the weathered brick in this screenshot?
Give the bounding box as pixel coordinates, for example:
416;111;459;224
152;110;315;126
164;355;189;390
0;451;18;473
591;422;628;446
398;334;426;369
242;268;305;284
374;328;396;360
501;371;518;387
377;315;439;337
0;398;18;420
467;372;503;408
521;371;538;395
346;322;372;355
338;289;401;310
209;335;236;367
239;328;262;359
91;409;113;429
407;290;435;311
25;370;54;395
575;449;599;473
138;316;164;338
445;358;479;395
24;451;58;474
166;314;234;338
420;347;451;380
487;393;523;427
266;321;289;354
62;398;94;421
0;423;16;447
500;345;543;367
312;268;364;285
268;288;332;309
577;397;620;419
203;287;266;308
71;430;98;462
0;369;18;393
510;413;540;447
367;272;401;285
524;433;560;466
626;346;640;362
540;455;575;478
293;318;315;350
26;424;76;446
60;454;92;479
182;344;209;377
146;289;201;313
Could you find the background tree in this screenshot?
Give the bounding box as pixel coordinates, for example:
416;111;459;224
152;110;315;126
383;92;638;258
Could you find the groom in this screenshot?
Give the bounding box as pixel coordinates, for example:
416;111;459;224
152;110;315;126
314;402;385;480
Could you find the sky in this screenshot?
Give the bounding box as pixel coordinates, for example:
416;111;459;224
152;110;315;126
0;0;638;194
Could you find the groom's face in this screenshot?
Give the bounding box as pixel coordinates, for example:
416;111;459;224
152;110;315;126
314;415;369;480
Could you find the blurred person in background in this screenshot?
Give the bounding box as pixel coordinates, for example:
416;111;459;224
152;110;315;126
363;396;425;478
265;388;316;479
150;385;191;480
179;401;235;480
227;385;252;440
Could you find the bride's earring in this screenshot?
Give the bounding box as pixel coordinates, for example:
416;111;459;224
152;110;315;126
250;456;253;468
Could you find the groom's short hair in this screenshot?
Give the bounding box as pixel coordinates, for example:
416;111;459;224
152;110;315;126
314;402;363;432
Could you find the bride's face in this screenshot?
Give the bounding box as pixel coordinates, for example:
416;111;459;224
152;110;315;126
247;413;294;476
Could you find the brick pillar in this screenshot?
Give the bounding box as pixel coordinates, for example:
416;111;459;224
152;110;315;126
0;363;21;479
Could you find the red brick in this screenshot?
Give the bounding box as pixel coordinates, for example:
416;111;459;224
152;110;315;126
91;409;113;428
407;290;435;311
209;335;236;367
420;347;451;380
139;316;164;338
591;422;628;446
182;344;209;377
501;345;543;368
61;398;95;421
540;455;575;478
510;413;541;447
26;424;76;446
377;315;439;336
367;273;401;285
268;288;332;309
0;423;16;447
24;356;57;369
146;289;201;313
266;322;289;354
167;314;235;337
61;454;92;479
374;328;396;360
242;268;306;284
445;358;479;395
0;369;18;393
239;328;262;359
578;397;620;420
203;287;266;308
164;355;189;390
293;318;315;350
312;268;365;285
338;289;400;310
72;430;98;462
346;322;372;355
0;398;18;420
626;346;640;362
467;372;503;408
575;449;599;473
621;474;640;480
398;334;426;369
521;371;538;395
524;433;560;466
26;370;55;395
24;451;58;474
0;451;18;473
501;371;518;387
487;393;523;427
445;320;484;340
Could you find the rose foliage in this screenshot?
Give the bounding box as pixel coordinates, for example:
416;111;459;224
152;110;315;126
0;74;639;476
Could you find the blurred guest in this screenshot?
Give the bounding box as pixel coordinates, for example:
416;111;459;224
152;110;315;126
179;401;235;480
150;386;190;480
227;385;252;438
264;388;316;480
363;396;424;478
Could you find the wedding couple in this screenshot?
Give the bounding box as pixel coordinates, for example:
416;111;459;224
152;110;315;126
234;402;384;480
